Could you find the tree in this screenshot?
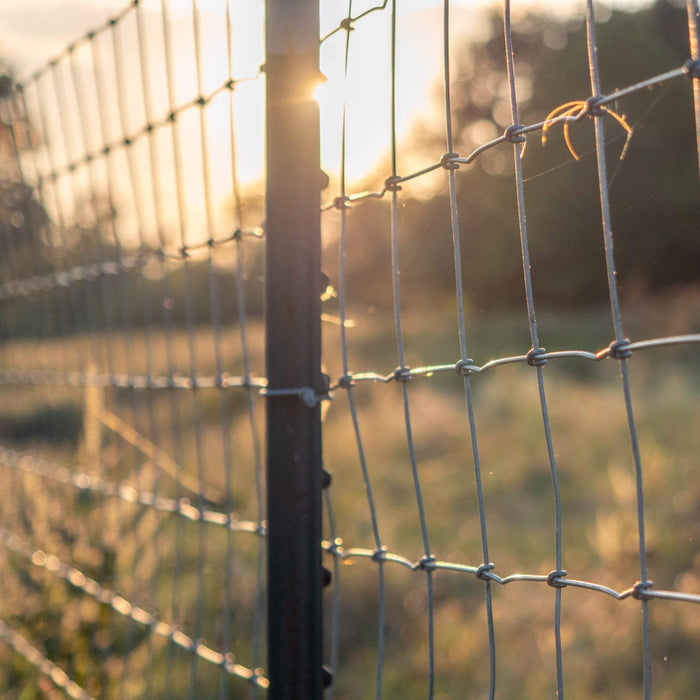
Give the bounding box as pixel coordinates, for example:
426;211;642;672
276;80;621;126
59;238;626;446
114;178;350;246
340;0;698;311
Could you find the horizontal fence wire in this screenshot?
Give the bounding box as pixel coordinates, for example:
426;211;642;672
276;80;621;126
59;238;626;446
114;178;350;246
0;446;264;535
0;620;96;700
0;529;268;688
321;60;698;212
319;539;700;604
0;228;263;302
0;0;267;697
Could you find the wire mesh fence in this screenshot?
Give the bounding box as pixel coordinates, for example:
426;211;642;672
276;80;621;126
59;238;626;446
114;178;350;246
0;0;698;699
0;1;267;697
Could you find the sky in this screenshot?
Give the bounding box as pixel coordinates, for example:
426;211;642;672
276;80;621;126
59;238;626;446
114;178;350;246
0;1;488;184
0;1;652;77
0;0;655;244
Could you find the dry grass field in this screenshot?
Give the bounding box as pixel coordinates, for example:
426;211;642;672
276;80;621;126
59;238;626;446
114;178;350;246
0;289;698;698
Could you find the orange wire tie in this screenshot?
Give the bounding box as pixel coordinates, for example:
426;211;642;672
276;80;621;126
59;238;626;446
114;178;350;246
541;99;633;161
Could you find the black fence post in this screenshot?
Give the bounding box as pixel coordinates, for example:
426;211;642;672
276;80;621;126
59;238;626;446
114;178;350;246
265;1;324;698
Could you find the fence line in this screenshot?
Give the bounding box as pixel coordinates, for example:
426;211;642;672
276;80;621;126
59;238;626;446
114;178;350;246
0;620;95;700
0;446;264;534
0;0;267;697
0;332;698;390
319;538;700;604
0;228;262;302
0;529;268;688
0;368;266;390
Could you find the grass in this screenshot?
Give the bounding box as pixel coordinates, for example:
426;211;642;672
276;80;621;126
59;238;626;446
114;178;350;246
0;294;698;698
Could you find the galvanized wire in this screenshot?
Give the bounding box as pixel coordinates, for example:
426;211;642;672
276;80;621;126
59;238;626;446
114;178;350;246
0;446;263;534
319;540;700;604
443;1;496;697
387;2;435;697
331;1;387;696
503;1;564;695
585;2;650;696
688;0;700;174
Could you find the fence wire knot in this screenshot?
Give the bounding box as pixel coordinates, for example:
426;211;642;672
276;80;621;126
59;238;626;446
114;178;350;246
417;555;437;572
583;95;606;117
455;359;476;376
503;124;526;144
542;97;632;161
632;580;654;600
340;17;354;32
384;175;402;192
393;366;412;383
547;570;568;589
337;373;354;389
300;387;319;407
440;152;461;170
332;195;350;210
261;386;326;407
327;538;343;557
607;338;632;360
683;58;700;79
371;547;387;563
526;347;548;367
476;563;495;581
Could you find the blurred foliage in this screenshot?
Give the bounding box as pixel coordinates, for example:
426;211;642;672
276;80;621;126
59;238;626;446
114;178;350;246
0;403;82;445
339;0;699;311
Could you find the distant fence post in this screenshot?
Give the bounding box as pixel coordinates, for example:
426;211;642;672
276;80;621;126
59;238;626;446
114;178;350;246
265;1;324;698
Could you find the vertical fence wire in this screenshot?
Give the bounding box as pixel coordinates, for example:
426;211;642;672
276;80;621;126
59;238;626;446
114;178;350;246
157;4;192;686
221;3;240;698
503;1;565;696
387;2;435;696
442;2;497;697
187;2;214;693
334;1;388;696
585;2;651;697
109;18;166;694
134;4;165;690
688;0;700;174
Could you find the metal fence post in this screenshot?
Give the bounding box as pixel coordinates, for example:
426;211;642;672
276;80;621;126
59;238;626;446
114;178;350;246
265;1;324;698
